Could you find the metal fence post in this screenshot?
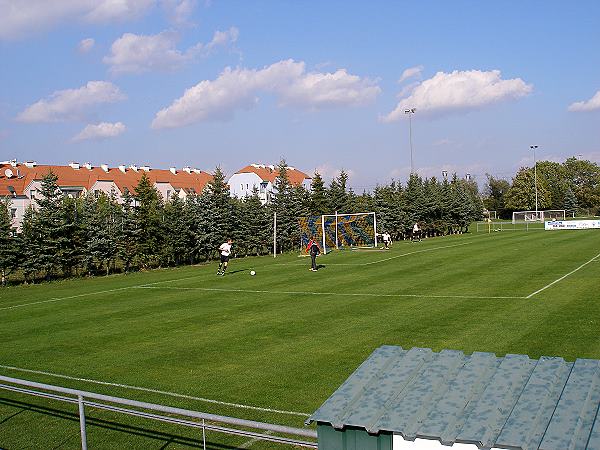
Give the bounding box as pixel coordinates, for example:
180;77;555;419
78;395;88;450
202;418;206;450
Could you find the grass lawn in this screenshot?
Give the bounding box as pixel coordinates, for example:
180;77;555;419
1;229;600;449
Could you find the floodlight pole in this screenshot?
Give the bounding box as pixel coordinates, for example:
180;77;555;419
404;108;416;174
530;145;539;213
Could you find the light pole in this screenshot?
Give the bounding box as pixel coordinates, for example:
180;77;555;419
404;108;416;174
530;145;539;213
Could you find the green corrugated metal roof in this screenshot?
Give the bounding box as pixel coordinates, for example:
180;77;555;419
308;345;600;450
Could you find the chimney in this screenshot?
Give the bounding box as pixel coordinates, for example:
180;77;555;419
69;162;80;170
24;161;37;168
101;164;109;172
84;162;92;170
130;164;138;172
169;167;177;175
193;168;202;174
183;166;192;174
10;160;17;167
140;165;150;172
119;165;127;173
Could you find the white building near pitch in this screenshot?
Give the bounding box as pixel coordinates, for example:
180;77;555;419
228;164;312;205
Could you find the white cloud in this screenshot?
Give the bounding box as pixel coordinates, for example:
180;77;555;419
72;122;126;141
382;69;532;122
0;0;154;40
398;65;423;83
568;90;600;112
17;81;126;123
104;27;238;74
152;59;380;128
160;0;197;25
78;38;95;53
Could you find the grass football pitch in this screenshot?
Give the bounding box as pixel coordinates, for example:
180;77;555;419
1;229;600;449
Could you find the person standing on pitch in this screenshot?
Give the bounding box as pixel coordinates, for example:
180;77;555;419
308;239;320;272
412;222;421;242
217;238;233;276
382;231;392;249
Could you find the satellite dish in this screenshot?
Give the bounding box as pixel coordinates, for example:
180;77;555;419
4;168;13;178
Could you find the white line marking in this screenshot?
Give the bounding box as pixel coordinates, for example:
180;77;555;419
527;252;600;298
0;286;133;311
0;364;310;418
0;274;203;312
134;285;523;300
239;430;273;449
277;241;474;266
363;241;474;266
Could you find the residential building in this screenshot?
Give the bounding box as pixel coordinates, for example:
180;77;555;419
228;164;312;204
0;160;212;229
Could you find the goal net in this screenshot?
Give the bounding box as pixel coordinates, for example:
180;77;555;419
512;209;566;224
298;212;377;254
483;210;497;219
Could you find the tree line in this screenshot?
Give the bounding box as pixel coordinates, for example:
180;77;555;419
0;160;485;285
483;157;600;218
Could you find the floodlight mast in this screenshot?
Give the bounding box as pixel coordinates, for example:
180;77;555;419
530;145;539;213
404;108;416;174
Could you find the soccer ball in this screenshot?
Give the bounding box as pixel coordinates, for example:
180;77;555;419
250;270;256;276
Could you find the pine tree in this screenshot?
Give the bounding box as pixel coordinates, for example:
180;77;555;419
163;193;191;265
118;190;139;273
202;167;234;259
0;198;18;285
271;160;297;253
19;206;40;282
563;187;578;214
134;173;164;268
35;171;70;279
309;171;328;216
328;170;350;213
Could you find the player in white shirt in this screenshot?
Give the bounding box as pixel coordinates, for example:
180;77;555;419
412;223;421;242
217;239;233;276
382;232;392;249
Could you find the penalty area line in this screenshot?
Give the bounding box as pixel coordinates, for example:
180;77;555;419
0;364;310;418
134;285;523;300
526;251;600;299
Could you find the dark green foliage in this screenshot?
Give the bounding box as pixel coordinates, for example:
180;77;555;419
9;158;599;286
134;173;164;268
0;198;18;285
309;171;328;216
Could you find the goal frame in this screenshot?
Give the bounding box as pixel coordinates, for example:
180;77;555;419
299;211;378;255
512;209;566;224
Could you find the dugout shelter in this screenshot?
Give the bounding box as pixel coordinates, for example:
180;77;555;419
308;345;600;450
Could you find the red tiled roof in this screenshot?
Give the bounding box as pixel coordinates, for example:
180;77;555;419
235;164;311;186
0;163;213;197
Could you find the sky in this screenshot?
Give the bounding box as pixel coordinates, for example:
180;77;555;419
1;0;599;191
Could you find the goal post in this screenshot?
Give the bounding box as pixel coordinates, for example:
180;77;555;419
298;212;377;254
512;210;566;224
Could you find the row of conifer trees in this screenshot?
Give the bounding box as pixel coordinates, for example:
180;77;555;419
0;161;483;284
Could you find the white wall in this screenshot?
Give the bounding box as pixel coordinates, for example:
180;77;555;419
393;435;499;450
228;172;266;200
90;181;122;202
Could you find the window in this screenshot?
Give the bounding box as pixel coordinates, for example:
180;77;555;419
94;190;100;198
241;184;243;190
166;190;171;199
10;208;16;219
30;189;36;199
246;184;249;189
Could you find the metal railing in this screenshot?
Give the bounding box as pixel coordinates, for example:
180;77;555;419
0;375;318;449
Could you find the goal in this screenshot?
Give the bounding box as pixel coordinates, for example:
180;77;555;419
298;212;377;254
483;210;497;220
512;209;566;224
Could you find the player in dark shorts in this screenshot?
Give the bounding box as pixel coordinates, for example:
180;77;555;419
217;239;233;276
308;240;320;271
